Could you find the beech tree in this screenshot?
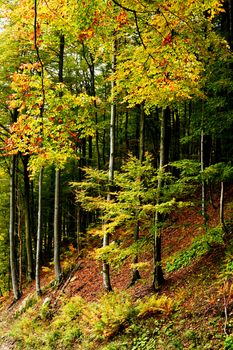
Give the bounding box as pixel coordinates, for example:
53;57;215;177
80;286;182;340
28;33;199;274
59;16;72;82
0;0;231;297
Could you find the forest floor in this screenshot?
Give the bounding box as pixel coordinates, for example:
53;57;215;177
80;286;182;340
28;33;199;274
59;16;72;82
0;185;233;349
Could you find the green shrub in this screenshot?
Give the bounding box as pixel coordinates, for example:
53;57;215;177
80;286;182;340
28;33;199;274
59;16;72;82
82;291;135;340
46;296;84;348
136;294;174;318
101;341;129;350
225;336;233;349
166;226;224;272
131;331;157;350
9;308;46;349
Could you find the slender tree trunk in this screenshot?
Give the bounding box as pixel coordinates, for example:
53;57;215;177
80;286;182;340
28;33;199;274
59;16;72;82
102;110;106;166
102;82;107;166
22;156;34;281
139;106;145;163
129;223;141;286
220;181;225;229
53;33;64;282
54;168;61;282
58;34;64;84
89;56;100;169
30;180;36;251
18;204;22;293
125;110;129;153
201;102;206;222
201;128;205;218
9;155;20;300
36;167;43;295
88;135;92;164
130;106;144;285
103;40;116;292
76;204;81;254
153;108;165;291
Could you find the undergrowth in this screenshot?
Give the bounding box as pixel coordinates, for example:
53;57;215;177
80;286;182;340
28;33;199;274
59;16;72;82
8;292;174;350
4;224;233;350
166;226;225;272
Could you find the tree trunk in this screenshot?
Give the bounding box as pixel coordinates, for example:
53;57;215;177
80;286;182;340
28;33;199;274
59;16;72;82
89;56;100;169
201;128;204;207
130;105;145;285
201;102;206;222
220;181;225;229
18;205;22;293
36;167;43;295
9;155;20;300
125;110;129;153
76;204;81;254
103;40;117;292
54;168;61;282
139;106;145;163
22;156;34;281
153;108;166;291
53;34;65;282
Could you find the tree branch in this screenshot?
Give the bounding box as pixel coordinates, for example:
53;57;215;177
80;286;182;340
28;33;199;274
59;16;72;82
112;0;136;13
34;0;45;118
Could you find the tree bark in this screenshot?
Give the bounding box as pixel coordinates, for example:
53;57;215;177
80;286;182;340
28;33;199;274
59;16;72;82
153;108;165;291
130;105;145;285
200;101;207;222
22;156;34;281
36;167;43;295
54;168;61;282
201;128;205;218
53;33;65;283
17;203;22;293
76;204;81;254
220;181;225;229
9;155;20;300
102;39;117;292
125;110;129;153
89;55;100;169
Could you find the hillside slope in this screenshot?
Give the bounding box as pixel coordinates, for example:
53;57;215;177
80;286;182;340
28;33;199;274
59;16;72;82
0;188;233;349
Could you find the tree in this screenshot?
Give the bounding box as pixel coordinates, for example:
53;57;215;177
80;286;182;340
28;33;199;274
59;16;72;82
0;0;231;299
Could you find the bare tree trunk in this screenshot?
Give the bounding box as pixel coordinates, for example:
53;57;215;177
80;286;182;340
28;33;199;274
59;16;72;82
201;128;205;218
125;110;129;153
36;167;43;295
89;55;100;169
153;108;165;291
130;106;144;285
54;168;61;282
22;156;34;281
139;106;145;163
76;204;81;254
17;203;22;293
53;34;65;283
102;40;116;292
220;181;225;229
201;102;206;222
9;155;20;300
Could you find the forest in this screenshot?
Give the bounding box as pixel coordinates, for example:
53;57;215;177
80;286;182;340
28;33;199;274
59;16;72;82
0;0;233;349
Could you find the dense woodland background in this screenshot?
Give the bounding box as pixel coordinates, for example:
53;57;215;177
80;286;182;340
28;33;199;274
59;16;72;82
0;0;233;349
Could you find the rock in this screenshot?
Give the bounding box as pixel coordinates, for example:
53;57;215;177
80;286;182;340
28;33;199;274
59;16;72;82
42;297;51;308
17;294;33;314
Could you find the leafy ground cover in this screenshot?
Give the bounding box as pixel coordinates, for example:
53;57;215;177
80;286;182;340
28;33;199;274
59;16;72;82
0;188;233;349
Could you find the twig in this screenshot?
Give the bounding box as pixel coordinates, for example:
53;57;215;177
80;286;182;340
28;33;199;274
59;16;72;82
224;289;228;335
